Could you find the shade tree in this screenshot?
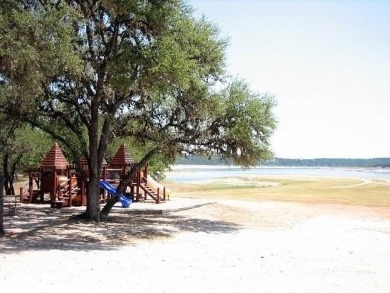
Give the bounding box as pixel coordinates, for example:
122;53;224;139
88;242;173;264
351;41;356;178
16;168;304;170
0;0;277;221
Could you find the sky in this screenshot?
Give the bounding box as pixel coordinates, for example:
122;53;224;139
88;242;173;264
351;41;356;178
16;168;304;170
188;0;390;159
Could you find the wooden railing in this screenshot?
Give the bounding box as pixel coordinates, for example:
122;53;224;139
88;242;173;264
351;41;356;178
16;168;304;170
56;181;80;207
139;177;166;204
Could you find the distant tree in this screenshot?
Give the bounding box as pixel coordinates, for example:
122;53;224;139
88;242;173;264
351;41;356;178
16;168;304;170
264;158;390;168
0;1;277;221
0;119;52;195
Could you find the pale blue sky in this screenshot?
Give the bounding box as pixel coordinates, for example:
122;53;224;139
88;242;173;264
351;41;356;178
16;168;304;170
188;0;390;159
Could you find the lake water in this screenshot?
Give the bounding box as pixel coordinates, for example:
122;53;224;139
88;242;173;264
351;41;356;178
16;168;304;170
165;165;390;183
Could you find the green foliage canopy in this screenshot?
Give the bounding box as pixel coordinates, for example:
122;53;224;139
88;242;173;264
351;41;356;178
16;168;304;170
0;0;277;219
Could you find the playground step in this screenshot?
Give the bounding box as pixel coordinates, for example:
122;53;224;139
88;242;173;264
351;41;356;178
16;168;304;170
140;184;158;194
139;183;165;203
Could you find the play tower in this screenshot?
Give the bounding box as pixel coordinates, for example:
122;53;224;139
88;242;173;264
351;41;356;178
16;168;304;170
103;144;168;204
21;143;85;207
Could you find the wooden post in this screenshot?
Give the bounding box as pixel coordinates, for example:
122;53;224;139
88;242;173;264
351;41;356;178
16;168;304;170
136;170;140;202
83;165;87;206
102;166;106;180
29;170;33;203
39;170;44;203
67;178;72;207
52;170;57;204
81;174;86;206
157;187;160;204
67;167;71;207
19;187;23;203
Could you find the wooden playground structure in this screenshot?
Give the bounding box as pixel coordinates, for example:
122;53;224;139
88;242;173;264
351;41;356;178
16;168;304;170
20;143;169;208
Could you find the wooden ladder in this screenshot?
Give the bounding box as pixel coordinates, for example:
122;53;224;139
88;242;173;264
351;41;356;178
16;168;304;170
139;181;165;204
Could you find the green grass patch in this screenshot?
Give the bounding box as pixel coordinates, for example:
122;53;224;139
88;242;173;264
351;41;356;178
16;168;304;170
163;176;390;206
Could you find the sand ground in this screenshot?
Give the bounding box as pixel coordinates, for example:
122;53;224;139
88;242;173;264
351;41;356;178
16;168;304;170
1;198;390;293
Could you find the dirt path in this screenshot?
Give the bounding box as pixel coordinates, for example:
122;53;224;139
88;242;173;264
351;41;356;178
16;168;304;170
1;199;390;293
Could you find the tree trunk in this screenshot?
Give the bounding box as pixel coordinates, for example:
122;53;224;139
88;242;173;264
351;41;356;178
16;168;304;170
100;166;137;219
99;194;120;221
85;173;101;221
8;157;18;195
0;173;5;236
3;151;21;195
100;148;159;219
2;153;12;195
4;175;14;195
82;97;104;221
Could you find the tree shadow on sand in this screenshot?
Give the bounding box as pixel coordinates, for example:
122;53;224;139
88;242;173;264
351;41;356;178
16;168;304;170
0;204;241;253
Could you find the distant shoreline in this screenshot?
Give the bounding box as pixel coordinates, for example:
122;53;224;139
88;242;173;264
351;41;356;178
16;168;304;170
172;164;390;170
176;157;390;168
166;165;390;183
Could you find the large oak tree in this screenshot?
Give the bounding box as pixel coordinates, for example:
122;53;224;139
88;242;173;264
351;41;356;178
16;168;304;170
0;0;277;221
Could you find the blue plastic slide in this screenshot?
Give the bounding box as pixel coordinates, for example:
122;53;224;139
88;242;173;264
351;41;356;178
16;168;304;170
99;180;132;208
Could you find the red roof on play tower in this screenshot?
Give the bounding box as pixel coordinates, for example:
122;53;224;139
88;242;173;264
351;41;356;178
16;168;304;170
40;142;69;169
109;144;134;166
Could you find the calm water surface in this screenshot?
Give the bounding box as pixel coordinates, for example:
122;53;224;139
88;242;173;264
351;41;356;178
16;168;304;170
165;165;390;183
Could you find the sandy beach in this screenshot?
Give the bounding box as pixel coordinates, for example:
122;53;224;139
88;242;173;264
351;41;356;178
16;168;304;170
1;197;389;293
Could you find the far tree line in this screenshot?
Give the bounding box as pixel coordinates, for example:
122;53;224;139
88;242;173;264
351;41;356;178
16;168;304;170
177;156;390;168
